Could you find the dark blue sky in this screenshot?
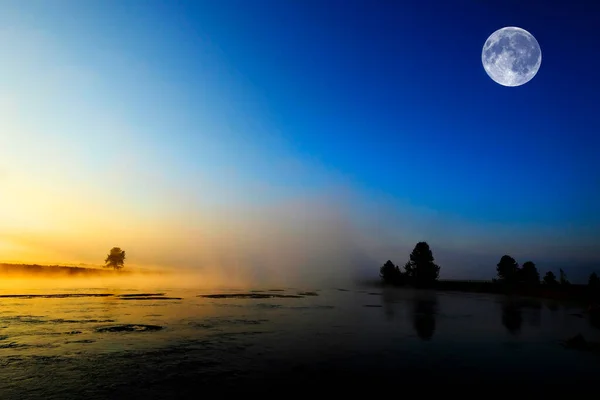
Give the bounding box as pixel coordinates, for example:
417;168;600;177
2;0;598;280
173;0;600;226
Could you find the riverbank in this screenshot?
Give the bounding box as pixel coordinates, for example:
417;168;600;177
367;278;600;306
0;263;131;277
436;280;598;304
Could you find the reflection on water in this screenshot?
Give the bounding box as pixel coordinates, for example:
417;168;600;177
590;310;600;330
411;293;438;340
527;299;542;328
501;298;544;336
501;300;523;335
0;285;599;397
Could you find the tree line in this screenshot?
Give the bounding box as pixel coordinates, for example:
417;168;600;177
379;241;440;287
495;254;600;289
380;242;600;292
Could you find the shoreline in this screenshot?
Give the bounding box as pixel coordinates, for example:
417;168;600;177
0;263;148;277
371;279;600;306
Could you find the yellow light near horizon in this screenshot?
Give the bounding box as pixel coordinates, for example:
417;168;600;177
0;266;257;293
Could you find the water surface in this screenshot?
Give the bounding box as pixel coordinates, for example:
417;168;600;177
1;285;598;397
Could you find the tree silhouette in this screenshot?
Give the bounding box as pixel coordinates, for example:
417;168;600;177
380;260;400;284
519;261;540;285
559;268;570;286
403;242;440;287
104;247;126;271
543;271;558;286
496;255;519;284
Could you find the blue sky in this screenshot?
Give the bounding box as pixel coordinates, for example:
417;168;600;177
0;0;598;282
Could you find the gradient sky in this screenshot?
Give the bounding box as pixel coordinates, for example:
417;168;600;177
1;0;598;283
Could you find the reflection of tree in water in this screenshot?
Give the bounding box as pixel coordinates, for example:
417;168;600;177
411;295;438;341
590;310;600;330
381;287;408;321
501;301;522;335
546;301;559;312
523;299;542;328
382;290;396;321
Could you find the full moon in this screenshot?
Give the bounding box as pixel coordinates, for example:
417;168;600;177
482;27;542;87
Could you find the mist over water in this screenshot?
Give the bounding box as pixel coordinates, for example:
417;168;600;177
3;188;599;284
129;192;600;284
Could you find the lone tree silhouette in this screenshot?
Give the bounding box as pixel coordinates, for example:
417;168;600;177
105;247;126;271
543;271;558;286
496;255;519;284
559;268;570;286
519;261;540;285
404;242;440;287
